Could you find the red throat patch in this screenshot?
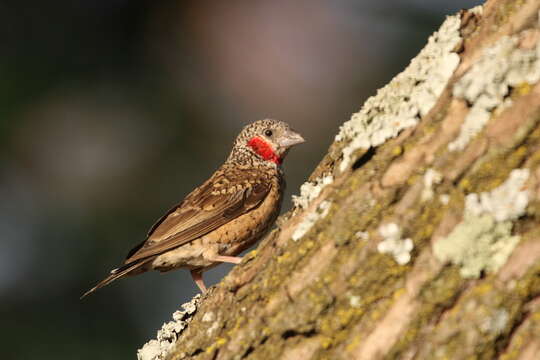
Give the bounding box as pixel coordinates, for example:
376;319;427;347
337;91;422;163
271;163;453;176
247;137;281;165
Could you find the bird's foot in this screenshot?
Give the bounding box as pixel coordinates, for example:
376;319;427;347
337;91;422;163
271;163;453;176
190;270;207;293
209;255;243;264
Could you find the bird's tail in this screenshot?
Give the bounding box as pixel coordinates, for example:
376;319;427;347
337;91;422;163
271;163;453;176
80;259;152;299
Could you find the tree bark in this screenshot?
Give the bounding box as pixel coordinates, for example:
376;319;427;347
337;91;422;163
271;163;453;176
140;1;540;359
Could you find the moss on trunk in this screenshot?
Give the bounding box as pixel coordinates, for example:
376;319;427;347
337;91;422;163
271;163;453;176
137;1;540;359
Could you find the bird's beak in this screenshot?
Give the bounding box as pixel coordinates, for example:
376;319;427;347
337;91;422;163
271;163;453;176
278;130;305;148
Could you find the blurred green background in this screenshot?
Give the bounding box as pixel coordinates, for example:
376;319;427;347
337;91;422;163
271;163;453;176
1;1;482;359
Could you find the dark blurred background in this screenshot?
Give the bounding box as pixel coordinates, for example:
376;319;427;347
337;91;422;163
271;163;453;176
1;1;482;359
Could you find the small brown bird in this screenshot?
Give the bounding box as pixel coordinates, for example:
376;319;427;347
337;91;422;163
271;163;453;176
82;119;304;297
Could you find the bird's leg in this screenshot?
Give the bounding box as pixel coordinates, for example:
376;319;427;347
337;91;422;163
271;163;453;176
190;269;207;293
208;255;242;264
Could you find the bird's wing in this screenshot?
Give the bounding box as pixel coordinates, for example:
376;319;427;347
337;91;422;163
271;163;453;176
124;170;271;263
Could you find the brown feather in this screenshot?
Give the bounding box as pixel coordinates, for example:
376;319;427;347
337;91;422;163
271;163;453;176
124;199;187;260
80;258;153;299
124;168;271;263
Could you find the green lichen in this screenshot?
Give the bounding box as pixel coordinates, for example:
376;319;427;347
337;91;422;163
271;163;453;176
315;251;408;356
412;190;452;242
500;260;540;360
204;337;227;354
511;82;532;98
419;267;465;306
433;214;520;278
494;0;526;27
461;145;529;194
499;307;540;360
514;259;540;300
419;274;534;360
386;267;464;359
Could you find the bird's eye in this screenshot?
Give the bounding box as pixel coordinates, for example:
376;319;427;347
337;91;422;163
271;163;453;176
264;129;273;137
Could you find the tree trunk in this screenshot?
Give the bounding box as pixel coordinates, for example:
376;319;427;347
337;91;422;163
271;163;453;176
139;1;540;359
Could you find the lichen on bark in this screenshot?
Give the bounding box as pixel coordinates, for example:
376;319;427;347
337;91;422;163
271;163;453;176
133;1;540;359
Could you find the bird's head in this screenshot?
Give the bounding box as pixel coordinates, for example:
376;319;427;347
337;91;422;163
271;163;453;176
229;119;305;167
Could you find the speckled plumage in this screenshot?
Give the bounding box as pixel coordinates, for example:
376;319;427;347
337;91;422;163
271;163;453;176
82;119;304;297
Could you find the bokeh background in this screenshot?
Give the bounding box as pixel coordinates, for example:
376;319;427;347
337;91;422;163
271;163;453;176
1;1;483;359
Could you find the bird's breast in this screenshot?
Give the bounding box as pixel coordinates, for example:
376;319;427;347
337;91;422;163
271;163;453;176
212;177;283;253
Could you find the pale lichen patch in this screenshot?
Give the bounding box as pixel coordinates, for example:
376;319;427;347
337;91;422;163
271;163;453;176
349;295;362;308
439;194;450;205
137;295;201;360
292;200;332;241
433;169;530;278
292;175;334;209
434;214;520;278
421;168;443;201
336;14;462;171
202;311;215;323
289;174;334;242
449;35;540;151
470;5;484;15
465;168;530;222
480;308;510;335
355;231;369;241
377;223;414;265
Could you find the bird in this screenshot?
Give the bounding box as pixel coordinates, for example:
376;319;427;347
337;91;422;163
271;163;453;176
81;119;304;298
